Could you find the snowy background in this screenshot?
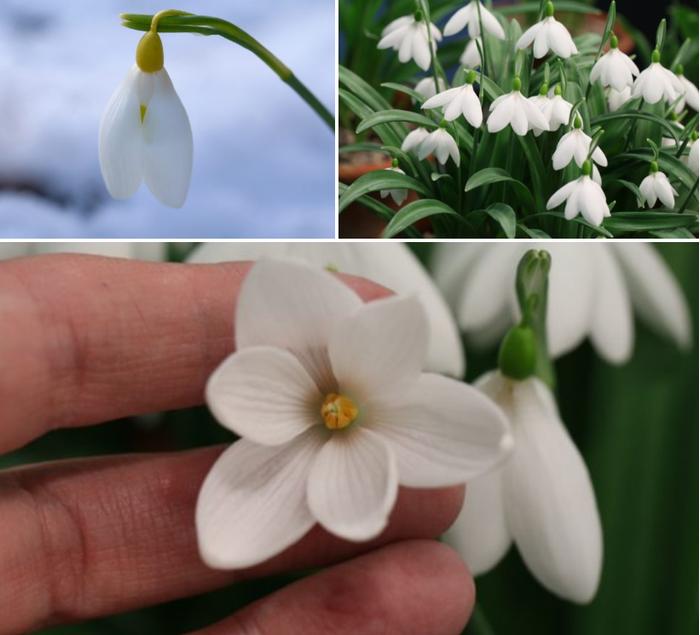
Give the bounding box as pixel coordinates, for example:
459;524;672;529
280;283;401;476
0;0;335;238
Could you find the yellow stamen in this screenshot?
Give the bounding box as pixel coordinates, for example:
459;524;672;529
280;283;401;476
321;393;358;430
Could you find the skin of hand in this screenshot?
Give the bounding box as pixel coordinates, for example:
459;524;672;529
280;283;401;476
0;254;475;635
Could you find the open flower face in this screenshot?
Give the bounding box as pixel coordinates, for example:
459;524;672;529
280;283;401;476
196;260;510;569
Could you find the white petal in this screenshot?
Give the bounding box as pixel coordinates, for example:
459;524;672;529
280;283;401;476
141;69;193;208
307;427;398;541
367;373;510;488
503;378;603;604
516;22;540;50
464;88;484;127
412;28;432;71
548;20;577;58
206;346;320;446
682;76;699;110
487;98;514;133
533;25;550;59
510;101;529;136
423;86;463;110
654;173;676;208
443;5;472;37
481;5;506;39
639;175;657;207
552;133;575;170
612;244;692;349
443;93;464;121
98;65;143;199
196;429;324;569
546;179;576;208
328;295;427;399
579;180;607;226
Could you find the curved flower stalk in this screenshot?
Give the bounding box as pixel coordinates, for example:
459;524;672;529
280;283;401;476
674;65;700;113
487;77;549;136
516;2;577;60
415;76;447;101
444;370;603;604
546;161;610;226
377;12;442;71
589;35;639;91
380;163;408;206
99;10;193;208
187;242;466;377
444;1;505;39
431;243;692;364
422;70;483;128
418;126;461;166
196;260;510;568
632;49;683;104
639;161;678;208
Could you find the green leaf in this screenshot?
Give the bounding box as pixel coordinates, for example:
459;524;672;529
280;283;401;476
338;170;432;213
497;1;602;15
603;211;698;233
610;150;697;192
593;111;682;142
338;142;384;155
600;1;616;51
650;228;697;238
614;179;644;203
382;199;462;238
484;203;517;238
522;212;614;237
518;225;551;239
381;82;425;103
356;109;438;134
515;135;547;210
655;18;667;53
465;167;536;211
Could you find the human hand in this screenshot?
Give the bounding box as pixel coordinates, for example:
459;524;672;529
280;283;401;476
0;254;473;635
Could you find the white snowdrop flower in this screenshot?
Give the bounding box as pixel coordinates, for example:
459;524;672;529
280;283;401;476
606;85;631;111
516;2;578;60
638;162;678;209
380;165;408;206
444;1;505;39
685;137;699;176
418;126;461;166
546;162;609;226
528;93;553;137
99;28;193;208
590;36;640;91
661;119;684;148
460;37;482;68
415;76;447;101
377;12;442;71
444;370;602;604
401;127;431;156
487;77;549;136
422;71;483;128
673;65;699;113
528;84;571;136
631;50;683;105
196;260;510;568
431;242;692;365
552;119;608;170
187;242;466;377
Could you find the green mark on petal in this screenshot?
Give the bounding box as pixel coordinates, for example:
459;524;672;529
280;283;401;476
140;104;148;123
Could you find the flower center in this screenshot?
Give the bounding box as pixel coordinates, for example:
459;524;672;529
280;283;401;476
321;393;358;430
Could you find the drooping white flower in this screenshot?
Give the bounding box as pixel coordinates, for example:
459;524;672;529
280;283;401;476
487;78;549;136
546;164;610;226
99;31;193;208
631;50;683;105
195;260;510;568
590;36;640;91
422;72;483;128
444;1;505;39
606;86;631;111
528;84;573;136
552;121;608;171
444;370;603;604
661;119;684;148
418;127;461;166
377;13;442;71
674;65;699;113
516;2;577;59
460;37;482;68
685;138;699;176
187;242;466;377
415;76;447;101
431;242;692;364
380;166;408;206
638;162;678;209
401;127;431;155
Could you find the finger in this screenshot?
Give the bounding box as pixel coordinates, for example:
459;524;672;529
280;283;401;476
191;540;474;635
0;254;390;453
0;447;464;634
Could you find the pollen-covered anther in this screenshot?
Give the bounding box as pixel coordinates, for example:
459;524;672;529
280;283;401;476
321;393;359;430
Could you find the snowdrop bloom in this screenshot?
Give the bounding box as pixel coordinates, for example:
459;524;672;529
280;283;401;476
487;78;549;136
547;162;609;226
632;50;683;105
422;71;483;128
528;84;573;135
444;371;602;603
552;119;608;171
418;126;461;166
188;242;466;377
460;38;482;68
674;65;700;113
686;137;699;176
606;86;631;111
99;26;193;208
661;119;683;148
431;242;692;364
377;12;442;71
639;162;678;209
589;36;640;91
444;1;505;39
401;127;431;156
196;260;510;568
516;2;578;60
380;165;408;206
415;76;447;101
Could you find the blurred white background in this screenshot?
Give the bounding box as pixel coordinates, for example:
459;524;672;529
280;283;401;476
0;0;334;237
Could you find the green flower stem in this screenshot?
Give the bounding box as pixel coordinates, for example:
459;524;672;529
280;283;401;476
120;13;334;130
475;0;489;79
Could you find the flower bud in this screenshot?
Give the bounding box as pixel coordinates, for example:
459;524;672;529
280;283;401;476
136;31;164;73
498;326;537;381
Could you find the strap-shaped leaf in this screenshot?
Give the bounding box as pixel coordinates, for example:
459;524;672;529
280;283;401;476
338;170;432;213
382;199;462;238
465;167;536;211
356;109;438;134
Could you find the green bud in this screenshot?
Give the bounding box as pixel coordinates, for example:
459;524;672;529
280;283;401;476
545;1;555;17
675;63;684;76
692;131;699;142
414;10;423;21
582;159;592;176
391;158;399;168
465;69;478;85
439;119;448;129
651;49;661;64
512;76;522;92
136;31;164;73
610;34;618;49
573;115;583;129
498;326;537;381
539;83;549;96
554;84;562;96
650;160;659;173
